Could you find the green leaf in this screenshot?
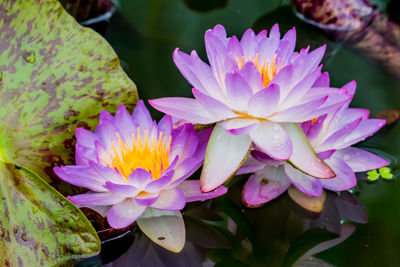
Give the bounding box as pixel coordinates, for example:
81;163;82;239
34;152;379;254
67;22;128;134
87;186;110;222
0;161;100;265
0;0;138;195
367;169;380;181
137;208;186;253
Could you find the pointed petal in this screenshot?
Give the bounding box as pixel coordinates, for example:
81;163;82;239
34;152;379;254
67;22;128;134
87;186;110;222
192;88;237;120
132;100;153;131
68;192;125;206
149;97;217;124
158;115;173;138
334;147;388;172
107;198;146;229
200;123;251;192
104;182;139;197
127;168;153;189
247;84;280;117
238;62;264;93
151;188;186;211
225;72;253;111
137;209;185;253
320;156;357;191
54;166;106;192
242;166;291;207
284;164;323;197
145;170;174;193
168;157;201;188
282;123;335;178
334;119;386;149
178;180;227;202
249;121;292;160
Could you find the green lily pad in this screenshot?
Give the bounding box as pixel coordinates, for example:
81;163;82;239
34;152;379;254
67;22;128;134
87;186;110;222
0;0;138;195
0;161;100;265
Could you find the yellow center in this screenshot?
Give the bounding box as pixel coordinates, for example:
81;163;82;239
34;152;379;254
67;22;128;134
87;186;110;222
237;53;278;88
101;127;171;180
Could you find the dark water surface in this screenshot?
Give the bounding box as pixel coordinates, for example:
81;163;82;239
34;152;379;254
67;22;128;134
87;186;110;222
80;0;400;265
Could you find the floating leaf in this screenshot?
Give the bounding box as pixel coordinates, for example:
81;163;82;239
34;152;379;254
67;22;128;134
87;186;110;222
0;0;138;195
367;169;380;181
0;161;100;265
137;208;186;253
379;167;393;179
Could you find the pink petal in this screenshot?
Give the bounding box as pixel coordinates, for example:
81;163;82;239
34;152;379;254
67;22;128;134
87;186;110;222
192;88;237;120
320;156;357;192
158;115;172;138
238;62;264;93
225;73;253;111
178;180;227;202
221;117;259;135
247;84;280;118
107;198;146;229
334;147;388;172
104;182;139;197
240;28;257;61
242;166;291;207
236;155;267;175
168;157;201;188
132;100;153;131
249;121;292;160
284;164;323;197
68;192;125;206
54;166;106;192
282;123;335;178
149;97;217;124
151;188;186;211
334;119;386;149
200;123;251;192
145;170;174;193
127;168;153;189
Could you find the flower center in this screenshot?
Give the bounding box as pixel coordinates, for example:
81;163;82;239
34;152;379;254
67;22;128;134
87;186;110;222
237;53;278;88
105;127;171;180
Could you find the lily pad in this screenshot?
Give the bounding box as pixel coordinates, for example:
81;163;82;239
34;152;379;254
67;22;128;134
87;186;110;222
0;161;100;265
0;0;138;195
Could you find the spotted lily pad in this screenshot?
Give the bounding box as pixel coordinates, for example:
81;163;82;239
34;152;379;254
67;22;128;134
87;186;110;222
0;161;100;265
0;0;138;195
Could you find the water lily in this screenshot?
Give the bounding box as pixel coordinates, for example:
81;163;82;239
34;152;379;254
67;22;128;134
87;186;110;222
150;24;351;192
54;101;226;252
239;81;388;207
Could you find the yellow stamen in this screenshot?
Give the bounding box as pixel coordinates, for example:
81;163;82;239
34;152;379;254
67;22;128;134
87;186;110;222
102;128;171;180
237;53;279;88
311;117;319;125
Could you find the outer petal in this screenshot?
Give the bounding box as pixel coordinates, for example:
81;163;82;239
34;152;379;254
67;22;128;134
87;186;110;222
145;170;174;193
68;192;125;206
54;166;106;192
334;119;386;149
192;88;237;120
107;198;147;229
178;180;227;202
75;127;101;149
284;164;323;197
137;209;185;253
282;123;335;179
151;188;186;211
200;123;251;192
242;166;291;207
249;121;292;160
333;147;388;172
236;155;267;175
320;156;357;192
149;97;217;124
168;157;201;188
104;182;139;197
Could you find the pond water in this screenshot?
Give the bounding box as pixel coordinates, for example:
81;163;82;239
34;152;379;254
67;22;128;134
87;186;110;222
78;0;400;266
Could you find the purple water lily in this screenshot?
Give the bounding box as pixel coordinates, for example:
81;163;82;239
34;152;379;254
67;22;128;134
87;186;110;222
54;101;226;252
150;24;351;192
239;81;388;207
